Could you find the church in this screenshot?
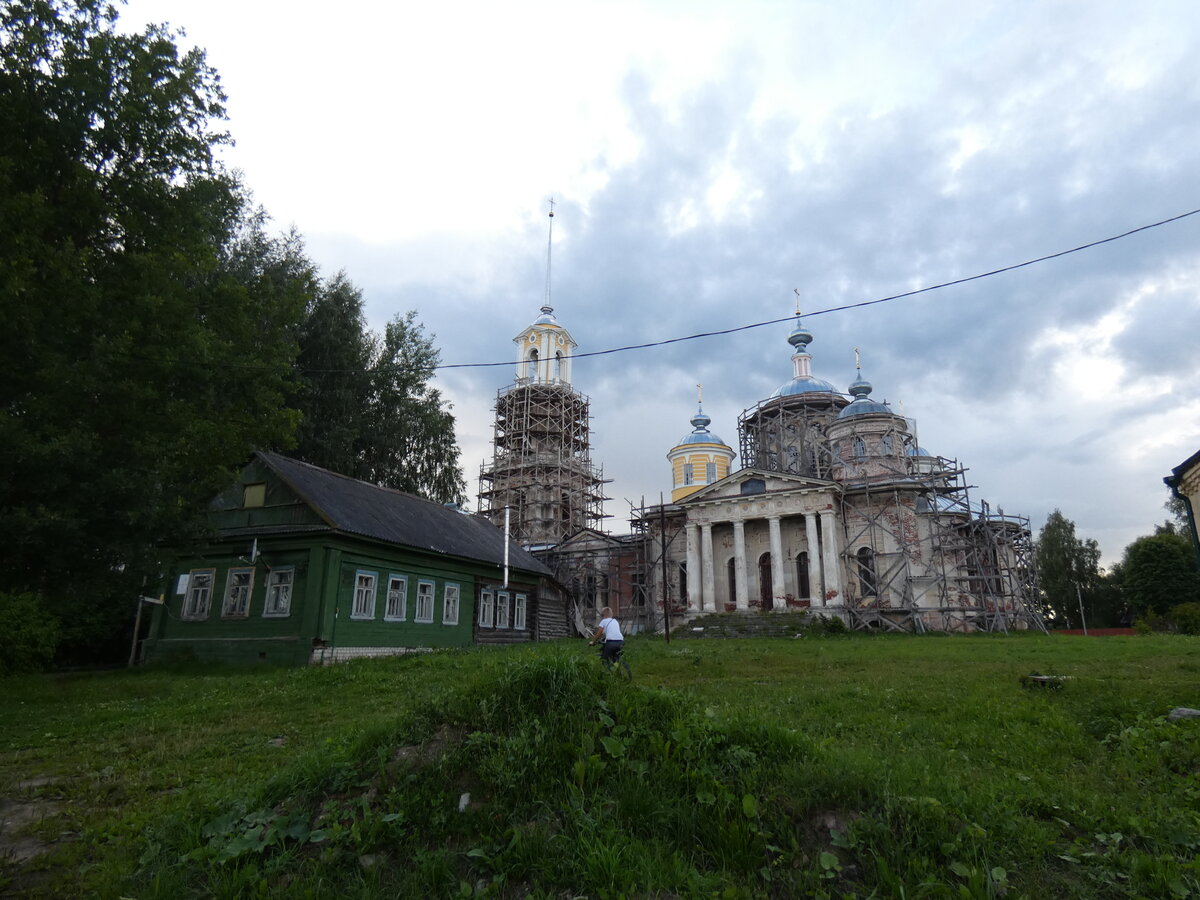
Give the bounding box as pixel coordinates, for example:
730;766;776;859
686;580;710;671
641;314;1043;632
476;216;1042;633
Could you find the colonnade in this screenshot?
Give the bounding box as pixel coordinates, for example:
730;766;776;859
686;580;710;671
683;511;843;612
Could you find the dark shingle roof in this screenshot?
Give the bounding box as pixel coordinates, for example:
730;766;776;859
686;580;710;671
256;452;550;577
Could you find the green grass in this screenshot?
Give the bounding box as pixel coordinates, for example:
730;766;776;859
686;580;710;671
2;634;1199;898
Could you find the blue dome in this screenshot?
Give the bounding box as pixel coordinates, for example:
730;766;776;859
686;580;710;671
677;431;729;446
839;398;892;418
533;304;557;325
677;403;729;446
772;376;842;398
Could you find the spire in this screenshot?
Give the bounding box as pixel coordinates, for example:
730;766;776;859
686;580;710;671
541;198;555;318
787;292;814;378
848;346;872;399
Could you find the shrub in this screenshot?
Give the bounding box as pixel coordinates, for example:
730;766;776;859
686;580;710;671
1169;602;1200;635
0;591;61;675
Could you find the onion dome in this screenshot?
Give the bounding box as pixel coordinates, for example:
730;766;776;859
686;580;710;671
677;404;729;447
534;304;557;325
838;369;893;418
771;316;841;398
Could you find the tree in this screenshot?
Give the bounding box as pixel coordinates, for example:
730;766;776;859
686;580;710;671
1120;529;1200;619
0;1;310;663
291;288;466;505
292;272;374;476
1035;510;1103;628
360;311;465;504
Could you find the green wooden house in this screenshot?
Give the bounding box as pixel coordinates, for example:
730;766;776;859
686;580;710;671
141;452;562;666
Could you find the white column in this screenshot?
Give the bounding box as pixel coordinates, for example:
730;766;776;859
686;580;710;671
685;523;700;612
768;516;785;610
805;513;824;606
701;523;716;611
733;520;749;610
821;510;843;603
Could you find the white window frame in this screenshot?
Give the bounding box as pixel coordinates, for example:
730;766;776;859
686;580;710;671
479;589;494;628
183;568;215;620
222;567;255;618
514;593;527;630
352;571;377;619
706;461;717;483
415;580;435;623
496;591;510;629
442;583;460;625
385;575;408;621
263;567;294;617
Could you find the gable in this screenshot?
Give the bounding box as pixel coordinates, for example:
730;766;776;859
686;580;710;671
209;457;327;533
681;467;836;505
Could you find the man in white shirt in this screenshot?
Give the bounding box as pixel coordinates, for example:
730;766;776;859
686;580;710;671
589;606;625;671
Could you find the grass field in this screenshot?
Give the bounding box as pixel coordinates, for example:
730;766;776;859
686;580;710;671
2;633;1199;898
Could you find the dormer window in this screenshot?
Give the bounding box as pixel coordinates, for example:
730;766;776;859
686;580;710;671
242;483;266;508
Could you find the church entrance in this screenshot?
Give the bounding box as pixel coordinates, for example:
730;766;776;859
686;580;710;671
758;553;772;609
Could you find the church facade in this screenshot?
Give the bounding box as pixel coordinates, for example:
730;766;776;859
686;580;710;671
639;316;1044;633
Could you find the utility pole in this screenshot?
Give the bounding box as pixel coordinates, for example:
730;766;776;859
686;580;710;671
659;494;671;643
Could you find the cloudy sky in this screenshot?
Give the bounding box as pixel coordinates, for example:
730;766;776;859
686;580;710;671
124;0;1200;564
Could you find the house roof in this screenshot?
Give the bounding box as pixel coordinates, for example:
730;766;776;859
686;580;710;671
255;452;551;577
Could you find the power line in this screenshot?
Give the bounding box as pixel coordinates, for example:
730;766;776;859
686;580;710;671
434;205;1200;372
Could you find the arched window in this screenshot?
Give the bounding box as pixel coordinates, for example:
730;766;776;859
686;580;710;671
796;551;810;599
527;348;539;381
856;547;877;597
880;434;894;456
852;436;866;459
554;350;563;380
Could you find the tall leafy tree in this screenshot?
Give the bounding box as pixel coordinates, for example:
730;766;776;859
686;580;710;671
1120;525;1200;618
0;1;309;661
361;311;465;504
1035;510;1102;628
292;272;374;476
291;286;466;505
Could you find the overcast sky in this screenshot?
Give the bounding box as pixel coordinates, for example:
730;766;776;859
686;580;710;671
124;0;1200;565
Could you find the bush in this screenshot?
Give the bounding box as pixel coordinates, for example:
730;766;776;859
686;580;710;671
0;591;61;675
1169;602;1200;635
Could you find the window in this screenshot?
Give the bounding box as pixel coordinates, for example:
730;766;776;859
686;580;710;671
683;464;693;485
880;434;894;456
796;552;810;599
679;561;688;604
385;575;408;621
857;547;877;597
352;571;377;619
706;461;717;483
443;583;460;625
554;351;563;380
416;580;435;623
496;591;510;628
242;482;266;508
853;437;867;459
514;593;527;629
479;589;494;628
183;568;215;619
527;349;538;380
264;568;294;617
222;568;254;617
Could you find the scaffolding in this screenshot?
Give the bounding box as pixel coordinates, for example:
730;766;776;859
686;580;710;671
478;381;610;546
737;393;848;479
831;412;1046;634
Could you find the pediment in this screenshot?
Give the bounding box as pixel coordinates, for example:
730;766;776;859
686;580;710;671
555;527;623;551
681;467;836;505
